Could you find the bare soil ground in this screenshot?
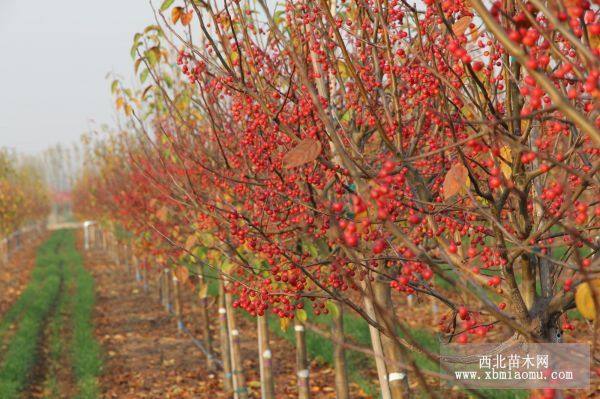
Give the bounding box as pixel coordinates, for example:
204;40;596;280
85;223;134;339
88;251;370;398
0;234;46;317
0;234;46;364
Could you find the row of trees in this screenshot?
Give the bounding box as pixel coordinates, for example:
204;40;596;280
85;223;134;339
74;0;599;397
0;149;50;261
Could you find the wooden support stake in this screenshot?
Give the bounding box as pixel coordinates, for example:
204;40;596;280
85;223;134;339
173;276;183;331
257;315;275;399
218;279;233;393
294;320;310;399
224;283;248;399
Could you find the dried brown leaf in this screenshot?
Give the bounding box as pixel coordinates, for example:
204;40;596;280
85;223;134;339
443;163;469;199
452;16;472;37
282;137;322;169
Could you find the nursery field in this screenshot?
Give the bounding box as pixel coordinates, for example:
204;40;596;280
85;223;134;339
1;0;600;398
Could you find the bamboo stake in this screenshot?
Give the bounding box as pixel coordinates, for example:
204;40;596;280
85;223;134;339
218;279;234;393
257;315;275;399
198;272;216;371
163;269;172;312
173;275;183;331
224;282;248;399
294;320;310;399
158;271;164;304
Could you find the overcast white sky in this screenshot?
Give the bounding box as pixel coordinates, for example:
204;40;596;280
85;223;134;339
0;0;156;154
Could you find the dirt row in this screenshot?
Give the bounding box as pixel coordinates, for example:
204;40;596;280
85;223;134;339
88;250;371;398
0;234;46;318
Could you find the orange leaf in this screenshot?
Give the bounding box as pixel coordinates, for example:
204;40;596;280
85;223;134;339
175;266;189;284
171;6;184;24
181;11;193;26
156;206;168;222
282;137;322;169
452;16;472;37
443;163;469;199
590;33;600;50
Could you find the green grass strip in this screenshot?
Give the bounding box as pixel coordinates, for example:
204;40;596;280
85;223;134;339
43;245;74;399
61;230;102;399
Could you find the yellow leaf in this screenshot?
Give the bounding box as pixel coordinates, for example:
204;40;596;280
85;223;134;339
248;381;262;389
296;309;307;322
115;97;124;110
499;146;512;178
280;317;290;332
198;281;208;299
590;33;600;50
575;279;600;320
185;234;197;251
200;233;214;247
337;60;350;79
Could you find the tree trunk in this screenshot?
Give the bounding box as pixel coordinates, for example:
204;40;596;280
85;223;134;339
294;320;310;399
331;302;349;399
373;278;410;399
257;315;275;399
363;280;391;399
218;280;233;393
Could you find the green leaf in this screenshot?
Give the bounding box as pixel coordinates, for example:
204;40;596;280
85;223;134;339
222;260;235;274
130;42;142;59
273;10;285;26
325;301;340;318
163;75;173;88
192;246;207;259
160;0;175;11
307;244;318;258
145;46;161;67
140;68;150;83
110;80;119;94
